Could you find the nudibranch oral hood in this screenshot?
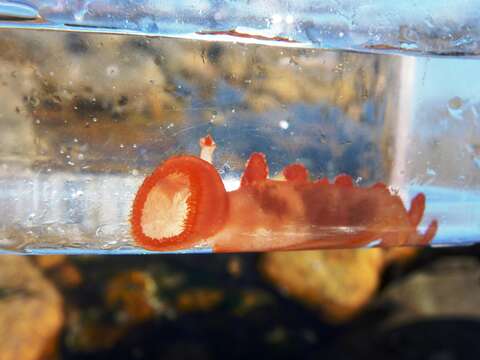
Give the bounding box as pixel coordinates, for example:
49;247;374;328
130;154;228;251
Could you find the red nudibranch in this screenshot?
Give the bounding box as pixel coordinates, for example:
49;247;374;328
130;135;438;252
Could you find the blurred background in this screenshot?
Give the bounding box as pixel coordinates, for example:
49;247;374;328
2;247;480;359
0;28;479;359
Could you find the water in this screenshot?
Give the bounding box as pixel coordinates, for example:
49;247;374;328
0;2;479;253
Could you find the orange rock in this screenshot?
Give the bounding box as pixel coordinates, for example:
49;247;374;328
227;256;243;278
0;256;63;360
66;310;127;352
34;255;67;269
176;288;224;313
233;290;273;316
383;247;419;266
261;249;384;323
105;271;158;324
56;264;83;288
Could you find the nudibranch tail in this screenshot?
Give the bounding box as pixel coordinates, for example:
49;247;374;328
407;193;426;228
419;219;439;245
404;193;438;246
130;155;228;251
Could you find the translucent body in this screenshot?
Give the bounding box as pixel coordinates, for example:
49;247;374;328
130;136;438;252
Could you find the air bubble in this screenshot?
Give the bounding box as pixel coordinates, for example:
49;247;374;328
106;65;119;77
426;168;437;176
72;190;84;198
28;96;39;107
447;96;464;120
279;120;289;130
271;14;282;24
448;96;463;109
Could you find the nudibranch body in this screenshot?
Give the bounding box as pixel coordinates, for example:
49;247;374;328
130;135;438;252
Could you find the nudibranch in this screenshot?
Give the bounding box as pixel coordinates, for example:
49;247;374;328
130;135;438;252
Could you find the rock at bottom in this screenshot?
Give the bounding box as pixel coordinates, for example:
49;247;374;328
0;256;63;360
